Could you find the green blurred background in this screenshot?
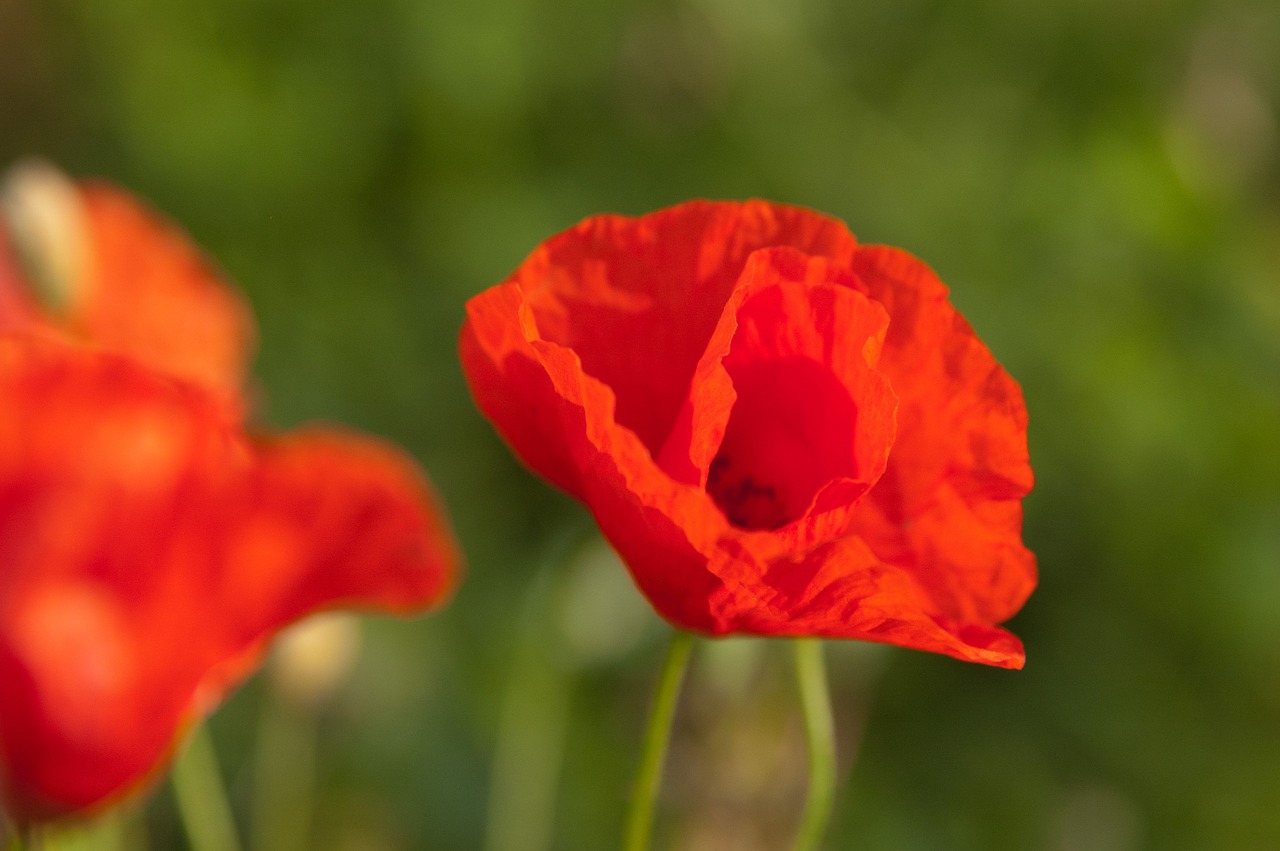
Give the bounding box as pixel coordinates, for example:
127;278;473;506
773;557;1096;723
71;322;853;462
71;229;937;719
3;0;1279;848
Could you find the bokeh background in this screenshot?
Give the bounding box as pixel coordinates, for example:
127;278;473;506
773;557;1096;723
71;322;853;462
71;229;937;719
3;0;1279;848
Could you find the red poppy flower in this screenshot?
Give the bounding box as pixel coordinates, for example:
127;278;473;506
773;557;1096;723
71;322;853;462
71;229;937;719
460;201;1033;668
0;165;459;822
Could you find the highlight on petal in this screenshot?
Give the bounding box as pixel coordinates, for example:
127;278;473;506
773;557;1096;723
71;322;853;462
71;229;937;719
0;336;459;820
460;199;1035;668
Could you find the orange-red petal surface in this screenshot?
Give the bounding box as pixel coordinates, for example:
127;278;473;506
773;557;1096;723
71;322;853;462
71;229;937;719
461;200;1034;668
74;183;255;409
846;246;1035;626
0;337;458;821
1;166;254;413
0;164;459;823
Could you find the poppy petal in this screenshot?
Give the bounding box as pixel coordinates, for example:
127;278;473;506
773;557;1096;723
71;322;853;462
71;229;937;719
0;337;458;820
848;246;1035;625
0;337;244;819
76;182;255;411
460;283;588;499
714;535;1025;667
705;249;897;540
225;428;461;628
506;201;860;458
0;162;254;411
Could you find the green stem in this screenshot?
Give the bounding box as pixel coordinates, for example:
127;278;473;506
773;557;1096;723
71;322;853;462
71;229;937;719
249;696;317;851
483;657;571;851
789;638;837;851
483;573;573;851
31;812;135;851
622;630;694;851
171;724;243;851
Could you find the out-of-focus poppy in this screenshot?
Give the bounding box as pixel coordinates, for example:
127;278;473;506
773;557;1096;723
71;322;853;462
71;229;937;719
0;164;459;823
460;200;1033;669
1;161;252;414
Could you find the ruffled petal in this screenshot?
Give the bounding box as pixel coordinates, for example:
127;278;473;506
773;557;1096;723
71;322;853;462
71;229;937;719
460;283;587;499
847;245;1035;624
711;250;896;541
506;201;860;457
519;330;731;632
656;245;886;485
703;534;1024;667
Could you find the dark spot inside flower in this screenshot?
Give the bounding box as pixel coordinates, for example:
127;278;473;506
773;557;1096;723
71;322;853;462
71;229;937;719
706;358;858;531
707;453;791;530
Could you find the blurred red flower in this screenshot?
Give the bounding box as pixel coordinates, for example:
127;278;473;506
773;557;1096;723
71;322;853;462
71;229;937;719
460;201;1034;668
0;166;253;414
0;164;459;822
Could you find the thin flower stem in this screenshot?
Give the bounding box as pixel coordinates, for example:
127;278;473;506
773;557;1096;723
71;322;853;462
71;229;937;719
483;569;573;851
249;695;318;851
171;724;243;851
789;638;837;851
483;654;571;851
622;630;695;851
32;812;133;851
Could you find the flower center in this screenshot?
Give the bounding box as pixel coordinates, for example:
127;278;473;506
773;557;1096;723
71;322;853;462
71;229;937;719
706;357;858;530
